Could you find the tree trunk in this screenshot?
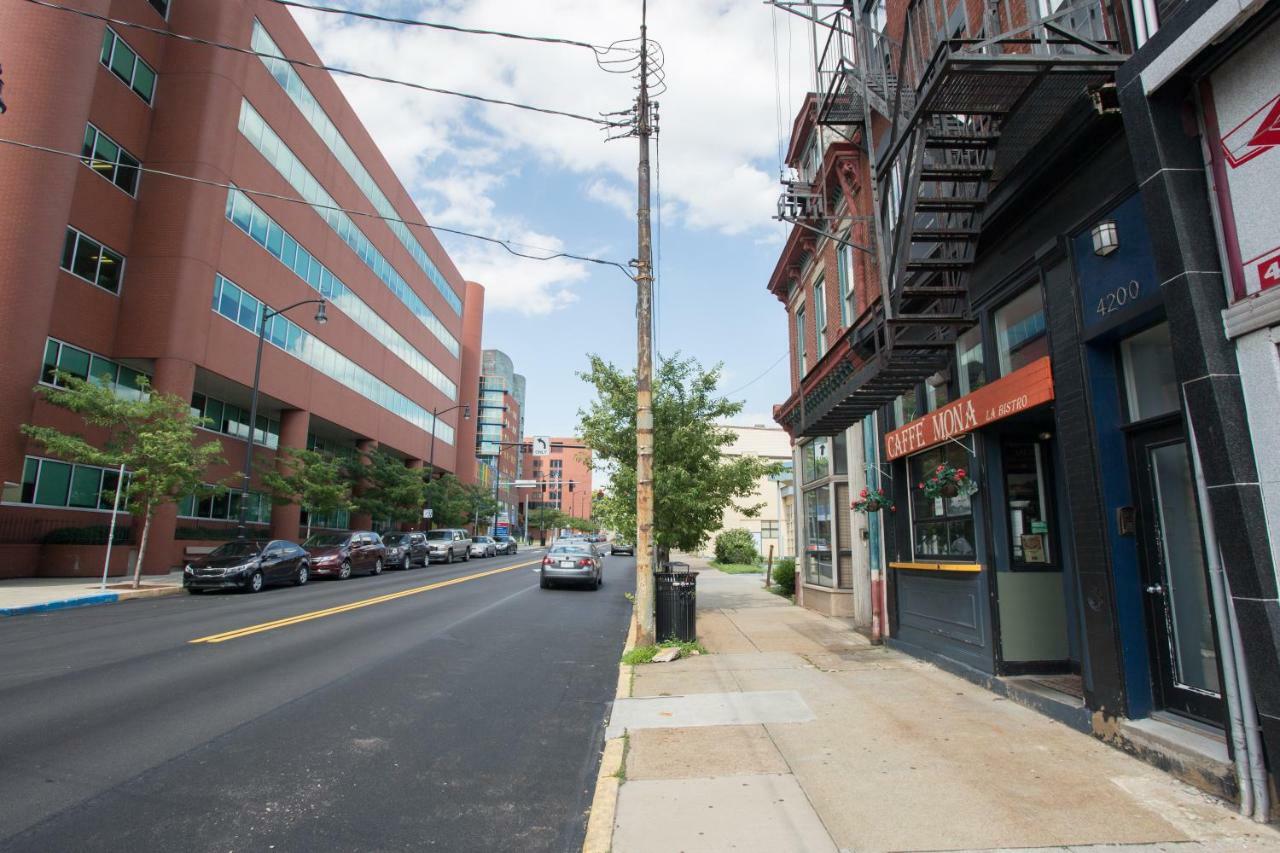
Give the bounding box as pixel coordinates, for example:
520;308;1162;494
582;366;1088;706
132;505;152;590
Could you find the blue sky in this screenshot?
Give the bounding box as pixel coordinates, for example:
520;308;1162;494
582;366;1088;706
291;1;815;438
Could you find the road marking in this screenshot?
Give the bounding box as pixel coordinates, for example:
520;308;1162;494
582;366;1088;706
189;559;541;644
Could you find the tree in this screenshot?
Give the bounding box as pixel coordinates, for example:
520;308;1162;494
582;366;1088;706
527;506;566;542
578;352;782;567
464;484;502;533
423;473;472;529
350;447;426;528
23;375;226;588
260;447;355;538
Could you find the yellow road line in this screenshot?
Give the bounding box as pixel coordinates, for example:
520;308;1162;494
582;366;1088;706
189;559;540;644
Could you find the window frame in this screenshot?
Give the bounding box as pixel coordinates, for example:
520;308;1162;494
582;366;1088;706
148;0;171;19
907;439;977;562
993;284;1048;377
81;123;141;197
795;303;808;376
11;455;131;511
813;276;828;357
61;226;125;295
100;27;157;105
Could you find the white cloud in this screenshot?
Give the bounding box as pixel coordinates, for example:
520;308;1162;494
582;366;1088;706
289;0;813;312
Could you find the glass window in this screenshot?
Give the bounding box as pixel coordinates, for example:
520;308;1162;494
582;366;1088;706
796;304;807;375
148;0;170;18
893;391;920;428
62;228;124;294
1003;441;1052;566
995;286;1047;375
100;29;156;104
88;355;117;385
814;277;827;356
100;468;123;509
81;124;140;196
21;458;39;503
925;376;952;412
909;442;976;560
803;487;834;587
956;325;986;396
801;439;830;484
1121;322;1179;422
69;466;103;508
837;238;854;326
833;430;848;476
42;340;60;384
34;460;72;507
59;345;91;381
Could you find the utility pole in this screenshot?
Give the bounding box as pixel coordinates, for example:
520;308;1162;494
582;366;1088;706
633;0;657;644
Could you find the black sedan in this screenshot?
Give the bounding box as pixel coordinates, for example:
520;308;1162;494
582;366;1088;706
184;540;309;593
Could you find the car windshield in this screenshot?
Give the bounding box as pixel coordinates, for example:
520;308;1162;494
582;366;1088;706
425;531;453;541
382;534;408;545
303;533;348;547
208;541;262;558
473;537;491;544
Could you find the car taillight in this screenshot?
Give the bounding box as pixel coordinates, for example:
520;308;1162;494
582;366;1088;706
542;557;552;566
578;558;592;567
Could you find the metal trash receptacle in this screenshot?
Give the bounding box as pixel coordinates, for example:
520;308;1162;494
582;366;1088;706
654;563;698;643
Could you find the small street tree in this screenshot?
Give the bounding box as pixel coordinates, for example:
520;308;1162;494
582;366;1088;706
527;506;566;543
578;352;782;568
23;375;226;588
423;473;472;529
464;484;502;533
350;447;427;529
260;447;355;538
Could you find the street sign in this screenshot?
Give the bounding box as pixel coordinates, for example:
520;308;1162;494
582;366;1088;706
513;479;538;488
532;436;551;456
422;508;434;519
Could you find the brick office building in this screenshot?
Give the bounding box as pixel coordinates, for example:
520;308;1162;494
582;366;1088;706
523;438;593;529
477;349;525;533
0;1;482;576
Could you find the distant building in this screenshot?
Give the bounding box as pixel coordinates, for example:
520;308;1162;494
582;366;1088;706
523;437;593;532
477;350;524;533
696;425;795;562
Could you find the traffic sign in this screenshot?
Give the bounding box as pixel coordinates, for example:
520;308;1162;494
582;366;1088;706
532;436;551;456
422;508;434;519
513;479;538;488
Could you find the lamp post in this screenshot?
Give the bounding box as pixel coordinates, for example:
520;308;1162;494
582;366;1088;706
425;402;469;529
236;298;327;540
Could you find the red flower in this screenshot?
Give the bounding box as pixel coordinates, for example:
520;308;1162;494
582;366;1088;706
890;505;897;512
936;464;945;472
859;488;868;498
876;489;885;496
917;482;924;489
956;468;966;478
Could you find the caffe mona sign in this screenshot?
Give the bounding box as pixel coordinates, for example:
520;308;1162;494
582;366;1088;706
884;357;1055;461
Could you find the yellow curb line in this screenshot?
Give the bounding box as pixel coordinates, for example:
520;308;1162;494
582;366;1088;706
583;616;640;853
189;560;540;644
115;586;184;601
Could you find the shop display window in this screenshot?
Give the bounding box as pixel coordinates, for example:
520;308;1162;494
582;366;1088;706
909;442;976;560
1003;441;1053;567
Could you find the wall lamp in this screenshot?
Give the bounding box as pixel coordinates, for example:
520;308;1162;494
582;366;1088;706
1091;220;1119;256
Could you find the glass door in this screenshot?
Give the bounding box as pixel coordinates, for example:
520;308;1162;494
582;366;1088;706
1131;423;1222;722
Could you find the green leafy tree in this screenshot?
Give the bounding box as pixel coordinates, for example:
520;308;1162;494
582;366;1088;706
260;447;355;538
350;447;426;528
423;473;472;529
527;506;566;542
23;375;226;588
578;352;782;564
464;484;502;532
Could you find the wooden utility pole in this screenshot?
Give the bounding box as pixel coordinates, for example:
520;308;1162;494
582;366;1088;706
634;0;657;644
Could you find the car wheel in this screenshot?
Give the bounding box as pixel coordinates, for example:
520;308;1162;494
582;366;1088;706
539;574;550;589
371;558;383;576
295;562;309;586
445;550;453;564
338;560;352;580
463;549;470;561
246;570;265;593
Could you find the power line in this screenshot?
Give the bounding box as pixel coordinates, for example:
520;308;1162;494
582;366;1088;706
723;352;789;397
0;136;637;281
268;0;638;56
20;0;627;128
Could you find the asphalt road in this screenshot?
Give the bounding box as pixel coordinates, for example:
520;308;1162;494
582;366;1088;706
0;548;635;852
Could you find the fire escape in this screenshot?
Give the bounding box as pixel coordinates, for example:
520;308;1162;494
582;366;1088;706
777;0;1127;437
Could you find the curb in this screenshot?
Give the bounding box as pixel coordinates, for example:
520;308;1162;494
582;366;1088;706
583;616;640;853
0;585;183;617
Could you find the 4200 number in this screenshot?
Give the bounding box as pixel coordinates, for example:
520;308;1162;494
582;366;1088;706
1096;280;1140;317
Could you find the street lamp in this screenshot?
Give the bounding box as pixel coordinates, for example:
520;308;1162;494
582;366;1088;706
428;403;471;474
236;298;327;540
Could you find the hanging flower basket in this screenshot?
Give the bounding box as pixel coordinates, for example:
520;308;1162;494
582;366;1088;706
919;462;978;501
852;487;896;514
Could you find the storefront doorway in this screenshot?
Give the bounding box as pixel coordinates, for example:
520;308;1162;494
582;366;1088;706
1128;420;1223;723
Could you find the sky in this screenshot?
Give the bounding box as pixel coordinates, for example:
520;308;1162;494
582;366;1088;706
288;0;818;438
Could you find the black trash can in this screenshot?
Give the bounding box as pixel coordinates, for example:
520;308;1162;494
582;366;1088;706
654;563;698;643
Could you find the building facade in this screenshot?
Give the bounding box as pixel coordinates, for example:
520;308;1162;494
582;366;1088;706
477;349;524;534
771;0;1278;804
523;437;593;531
695;425;796;564
0;0;480;576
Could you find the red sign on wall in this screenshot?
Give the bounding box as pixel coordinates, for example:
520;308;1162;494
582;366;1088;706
884;357;1055;461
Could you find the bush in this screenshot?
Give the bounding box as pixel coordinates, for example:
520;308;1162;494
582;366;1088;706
42;525;131;545
714;529;757;566
771;557;796;597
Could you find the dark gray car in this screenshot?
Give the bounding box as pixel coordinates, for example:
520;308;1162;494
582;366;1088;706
539;544;603;590
381;531;427;569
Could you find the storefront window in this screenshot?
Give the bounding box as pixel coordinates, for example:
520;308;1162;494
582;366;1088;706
1003;441;1052;566
1121;322;1179;422
995;286;1047;376
893;391;920;428
801;439;830;483
803;487;834;586
956;325;986;395
910;442;976;560
833;430;848;475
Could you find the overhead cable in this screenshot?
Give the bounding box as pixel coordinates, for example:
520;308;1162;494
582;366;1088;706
0;136;637;281
20;0;627;128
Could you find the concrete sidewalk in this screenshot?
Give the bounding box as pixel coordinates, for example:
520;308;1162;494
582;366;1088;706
604;561;1279;853
0;572;183;616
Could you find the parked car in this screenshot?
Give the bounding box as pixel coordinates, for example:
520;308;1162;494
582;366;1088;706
540;543;603;590
469;535;498;559
425;528;471;563
610;539;634;556
493;536;518;555
381;531;428;570
303;531;386;579
184;539;309;594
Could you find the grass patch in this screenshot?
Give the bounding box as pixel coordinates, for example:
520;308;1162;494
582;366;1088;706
709;560;764;574
621;638;707;665
767;586;796;602
612;732;631;780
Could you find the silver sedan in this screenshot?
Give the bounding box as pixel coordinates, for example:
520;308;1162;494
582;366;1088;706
539;545;603;590
469;536;498;559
